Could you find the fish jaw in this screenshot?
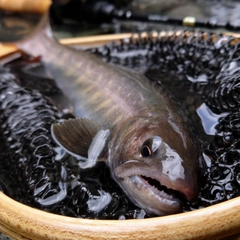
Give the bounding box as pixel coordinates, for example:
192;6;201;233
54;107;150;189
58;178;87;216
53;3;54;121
119;174;182;215
111;141;199;215
113;160;187;216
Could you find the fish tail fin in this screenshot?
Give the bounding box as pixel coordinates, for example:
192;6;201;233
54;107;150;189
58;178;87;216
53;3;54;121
0;13;52;62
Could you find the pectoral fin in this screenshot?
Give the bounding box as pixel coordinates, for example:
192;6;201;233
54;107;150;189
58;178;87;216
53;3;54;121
51;118;110;168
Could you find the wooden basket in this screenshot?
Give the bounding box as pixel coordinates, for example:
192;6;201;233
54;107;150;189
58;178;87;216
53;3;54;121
1;0;240;235
0;32;240;240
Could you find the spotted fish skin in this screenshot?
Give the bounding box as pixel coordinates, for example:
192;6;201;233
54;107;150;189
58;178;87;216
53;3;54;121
0;66;65;207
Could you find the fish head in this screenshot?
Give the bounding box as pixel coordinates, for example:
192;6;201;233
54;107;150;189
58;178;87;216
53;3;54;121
108;116;200;216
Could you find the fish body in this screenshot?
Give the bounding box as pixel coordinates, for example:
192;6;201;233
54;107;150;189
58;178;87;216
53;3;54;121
16;15;200;215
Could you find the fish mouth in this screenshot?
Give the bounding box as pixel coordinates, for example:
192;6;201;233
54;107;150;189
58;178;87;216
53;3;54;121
114;161;186;215
121;174;184;215
138;175;185;202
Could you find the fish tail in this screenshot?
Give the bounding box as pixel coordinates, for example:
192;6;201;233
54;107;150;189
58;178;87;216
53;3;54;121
14;13;55;57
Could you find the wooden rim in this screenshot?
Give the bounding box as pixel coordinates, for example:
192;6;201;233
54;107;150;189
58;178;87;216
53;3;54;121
0;191;240;239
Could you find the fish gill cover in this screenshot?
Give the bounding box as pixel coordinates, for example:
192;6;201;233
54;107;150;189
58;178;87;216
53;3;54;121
0;30;240;219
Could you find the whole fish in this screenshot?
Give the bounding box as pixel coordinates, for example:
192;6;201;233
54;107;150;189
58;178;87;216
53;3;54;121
16;15;200;216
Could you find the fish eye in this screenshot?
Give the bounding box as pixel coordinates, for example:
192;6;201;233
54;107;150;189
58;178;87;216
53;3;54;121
141;144;152;157
140;136;163;158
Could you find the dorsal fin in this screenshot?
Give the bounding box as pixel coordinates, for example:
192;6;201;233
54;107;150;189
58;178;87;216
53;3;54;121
51;118;110;168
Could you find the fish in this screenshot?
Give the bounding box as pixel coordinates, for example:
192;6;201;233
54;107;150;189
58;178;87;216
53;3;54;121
15;14;201;216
